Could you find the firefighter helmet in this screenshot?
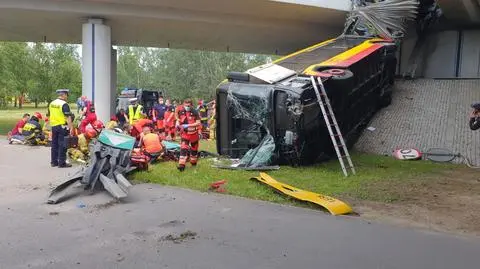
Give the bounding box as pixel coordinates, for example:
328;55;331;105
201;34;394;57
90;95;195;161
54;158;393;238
92;120;104;130
33;112;43;120
84;127;98;139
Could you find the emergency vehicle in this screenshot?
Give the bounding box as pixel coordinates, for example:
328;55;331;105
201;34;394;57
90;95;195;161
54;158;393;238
116;88;162;114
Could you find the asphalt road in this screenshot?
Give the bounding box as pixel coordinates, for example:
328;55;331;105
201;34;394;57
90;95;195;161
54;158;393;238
1;140;479;269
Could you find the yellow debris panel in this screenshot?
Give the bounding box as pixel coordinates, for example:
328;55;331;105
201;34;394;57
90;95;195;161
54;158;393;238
252;173;353;216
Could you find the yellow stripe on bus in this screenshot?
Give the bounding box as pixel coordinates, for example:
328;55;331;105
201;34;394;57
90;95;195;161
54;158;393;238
302;40;376;74
272;38;336;64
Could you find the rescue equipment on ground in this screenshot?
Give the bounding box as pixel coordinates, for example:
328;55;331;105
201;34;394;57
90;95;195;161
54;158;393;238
209;180;227;193
251;173;353;216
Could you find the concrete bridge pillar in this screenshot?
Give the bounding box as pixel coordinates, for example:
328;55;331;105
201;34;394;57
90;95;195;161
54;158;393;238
82;18;116;122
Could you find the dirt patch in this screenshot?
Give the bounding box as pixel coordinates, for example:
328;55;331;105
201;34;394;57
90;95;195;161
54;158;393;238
349;168;480;236
160;230;197;244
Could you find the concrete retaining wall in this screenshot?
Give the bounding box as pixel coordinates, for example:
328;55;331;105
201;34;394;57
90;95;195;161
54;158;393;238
355;79;480;165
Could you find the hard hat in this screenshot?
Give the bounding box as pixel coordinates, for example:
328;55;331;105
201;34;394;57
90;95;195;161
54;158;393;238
129;98;138;103
84;128;98;139
33;112;43;120
92;120;105;130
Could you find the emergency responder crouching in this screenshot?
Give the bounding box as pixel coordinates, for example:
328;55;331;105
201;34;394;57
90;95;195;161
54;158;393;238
139;126;164;162
67;127;99;163
128;98;145;125
48;89;74;168
176;98;201;171
20;112;46;145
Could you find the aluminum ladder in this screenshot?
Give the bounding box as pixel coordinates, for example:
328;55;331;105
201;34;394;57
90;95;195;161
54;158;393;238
310;76;356;177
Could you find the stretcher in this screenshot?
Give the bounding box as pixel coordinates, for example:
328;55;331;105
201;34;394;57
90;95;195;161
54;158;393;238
251;172;353;216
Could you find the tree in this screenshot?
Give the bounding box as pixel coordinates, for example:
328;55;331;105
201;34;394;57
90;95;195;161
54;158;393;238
29;43;82;106
0;42;34;108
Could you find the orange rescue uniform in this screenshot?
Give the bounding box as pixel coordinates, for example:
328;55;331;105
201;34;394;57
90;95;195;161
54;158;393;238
142;133;163;154
177;107;200;169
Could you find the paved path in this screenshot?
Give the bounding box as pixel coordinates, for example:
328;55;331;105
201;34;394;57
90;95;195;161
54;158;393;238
1;140;479;269
355;79;480;165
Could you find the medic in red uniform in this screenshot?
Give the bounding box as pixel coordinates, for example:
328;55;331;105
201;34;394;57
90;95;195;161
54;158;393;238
79;100;98;133
176;99;201;172
163;99;176;140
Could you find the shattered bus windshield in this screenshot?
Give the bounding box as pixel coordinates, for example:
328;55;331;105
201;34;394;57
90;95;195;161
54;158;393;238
221;83;274;158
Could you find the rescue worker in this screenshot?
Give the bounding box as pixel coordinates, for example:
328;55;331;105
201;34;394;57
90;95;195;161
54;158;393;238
48;89;74;168
106;116;118;130
197;100;209;130
208;100;216;140
115;108;129;130
176;98;201;171
130;118;153;144
469;102;480;130
79;98;97;133
151;96;167;135
67;127;98;163
164;99;176;140
139;126;164;162
43;117;52;143
128;98;145;125
20;112;46;145
7;113;30;143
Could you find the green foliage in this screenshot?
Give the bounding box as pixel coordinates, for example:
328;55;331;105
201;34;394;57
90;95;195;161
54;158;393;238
30;43;82;104
0;41;275;108
117;47;275;101
0;42;81;108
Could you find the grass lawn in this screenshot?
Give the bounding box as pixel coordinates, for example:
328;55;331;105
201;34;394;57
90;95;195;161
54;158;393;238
132;140;455;210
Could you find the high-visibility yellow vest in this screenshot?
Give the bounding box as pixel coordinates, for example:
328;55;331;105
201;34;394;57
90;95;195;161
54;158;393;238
128;104;143;124
49;99;67;127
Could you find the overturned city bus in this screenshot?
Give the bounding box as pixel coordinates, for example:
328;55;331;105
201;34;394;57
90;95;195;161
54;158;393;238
215;36;397;166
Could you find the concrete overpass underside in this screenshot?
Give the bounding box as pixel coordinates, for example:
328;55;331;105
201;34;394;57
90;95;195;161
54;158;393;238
0;0;352;121
0;0;349;55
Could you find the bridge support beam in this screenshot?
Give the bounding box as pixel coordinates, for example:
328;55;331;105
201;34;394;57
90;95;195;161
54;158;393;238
82;18;114;122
